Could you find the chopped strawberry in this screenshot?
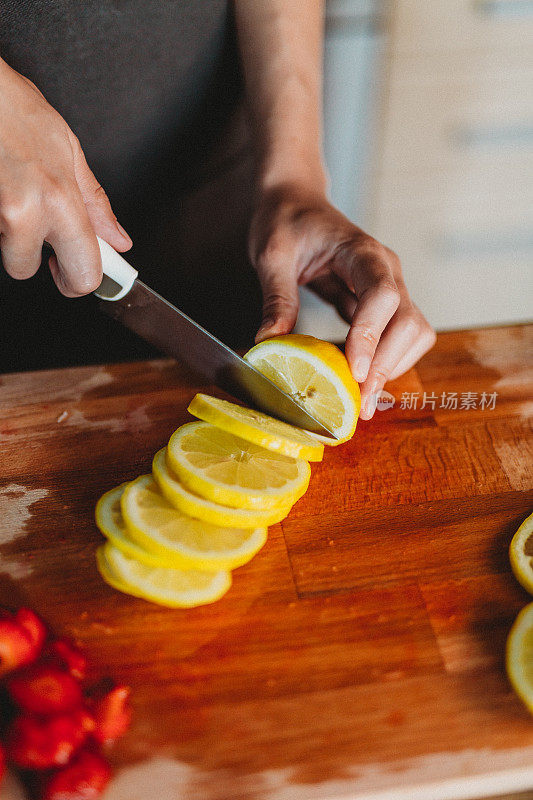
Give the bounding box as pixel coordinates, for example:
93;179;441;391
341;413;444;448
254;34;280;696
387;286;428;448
7;664;83;715
49;639;87;681
0;619;37;677
0;742;5;782
15;608;47;654
92;686;131;744
76;707;96;737
42;750;111;800
6;709;90;770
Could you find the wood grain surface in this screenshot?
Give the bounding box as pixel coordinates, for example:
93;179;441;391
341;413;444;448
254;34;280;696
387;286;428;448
0;324;532;800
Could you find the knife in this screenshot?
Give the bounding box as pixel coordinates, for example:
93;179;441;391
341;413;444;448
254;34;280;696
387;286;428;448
93;237;337;439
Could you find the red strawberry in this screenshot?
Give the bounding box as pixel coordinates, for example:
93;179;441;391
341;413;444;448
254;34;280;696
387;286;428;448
92;686;131;744
0;742;5;782
6;709;90;770
49;639;87;681
0;619;36;677
15;608;47;654
7;664;83;715
42;750;111;800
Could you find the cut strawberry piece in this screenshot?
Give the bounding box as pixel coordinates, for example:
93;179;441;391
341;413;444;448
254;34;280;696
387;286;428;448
42;750;111;800
6;710;89;770
15;608;47;654
49;638;87;681
92;685;131;744
0;619;36;677
77;707;96;736
0;742;5;782
7;664;83;715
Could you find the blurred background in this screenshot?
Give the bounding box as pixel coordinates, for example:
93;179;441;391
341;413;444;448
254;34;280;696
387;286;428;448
297;0;533;339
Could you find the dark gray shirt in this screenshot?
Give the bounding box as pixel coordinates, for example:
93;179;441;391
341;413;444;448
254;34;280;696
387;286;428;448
0;0;240;203
0;2;259;370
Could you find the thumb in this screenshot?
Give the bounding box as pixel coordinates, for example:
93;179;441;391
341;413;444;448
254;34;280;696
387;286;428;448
255;261;300;344
69;131;132;252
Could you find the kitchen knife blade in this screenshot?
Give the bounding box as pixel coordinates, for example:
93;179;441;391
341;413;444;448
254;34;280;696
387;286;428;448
94;238;337;439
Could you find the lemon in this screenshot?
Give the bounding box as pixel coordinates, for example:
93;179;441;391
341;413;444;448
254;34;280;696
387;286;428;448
509;511;533;595
96;482;185;568
187;393;324;462
167;421;311;510
121;474;268;570
96;542;232;608
244;334;360;445
152;448;293;528
506;602;533;713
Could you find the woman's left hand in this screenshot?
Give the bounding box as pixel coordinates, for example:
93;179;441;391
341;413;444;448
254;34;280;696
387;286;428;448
249;184;436;420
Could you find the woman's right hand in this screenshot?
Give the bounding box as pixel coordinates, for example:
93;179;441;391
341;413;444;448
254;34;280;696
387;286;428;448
0;58;132;296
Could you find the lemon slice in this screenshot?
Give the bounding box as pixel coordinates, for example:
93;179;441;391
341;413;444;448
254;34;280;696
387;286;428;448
121;474;268;570
188;393;324;462
96;482;184;568
152;448;293;528
506;602;533;713
510;511;533;595
244;334;360;445
167;421;311;510
96;542;231;608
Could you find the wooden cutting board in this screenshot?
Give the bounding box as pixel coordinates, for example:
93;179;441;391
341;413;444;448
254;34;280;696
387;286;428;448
0;324;532;800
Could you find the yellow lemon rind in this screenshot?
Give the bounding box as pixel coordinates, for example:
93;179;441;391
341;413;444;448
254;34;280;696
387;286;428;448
244;335;360;445
96;544;145;598
187;393;324;462
99;542;232;608
506;601;533;714
167;422;311;510
152;448;292;528
96;483;189;569
121;475;269;571
509;512;533;595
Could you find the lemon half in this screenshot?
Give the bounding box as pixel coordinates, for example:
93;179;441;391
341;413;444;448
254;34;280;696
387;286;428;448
244;334;360;445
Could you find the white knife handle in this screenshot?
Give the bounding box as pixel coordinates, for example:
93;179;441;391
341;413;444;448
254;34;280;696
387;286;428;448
93;236;138;301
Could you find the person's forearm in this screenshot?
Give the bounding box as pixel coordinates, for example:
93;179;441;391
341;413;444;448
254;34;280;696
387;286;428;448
233;0;327;195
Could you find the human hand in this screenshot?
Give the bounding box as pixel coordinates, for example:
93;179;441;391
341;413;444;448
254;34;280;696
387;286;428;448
249;184;436;420
0;59;131;297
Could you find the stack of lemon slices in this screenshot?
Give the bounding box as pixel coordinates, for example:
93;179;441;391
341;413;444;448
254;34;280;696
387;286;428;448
95;335;361;607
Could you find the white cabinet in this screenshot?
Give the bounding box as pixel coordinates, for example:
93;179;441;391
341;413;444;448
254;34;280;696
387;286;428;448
370;0;533;330
298;0;533;339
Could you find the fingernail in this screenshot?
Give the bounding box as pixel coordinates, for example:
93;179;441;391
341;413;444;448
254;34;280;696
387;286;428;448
257;317;275;335
353;356;370;383
362;382;380;419
115;220;132;243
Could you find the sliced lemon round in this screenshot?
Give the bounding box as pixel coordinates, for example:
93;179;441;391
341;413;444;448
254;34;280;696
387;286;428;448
188;393;324;462
152;448;293;528
121;474;268;570
506;602;533;713
96;542;232;608
167;421;311;510
244;334;360;445
509;511;533;595
95;482;184;568
96;544;137;595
